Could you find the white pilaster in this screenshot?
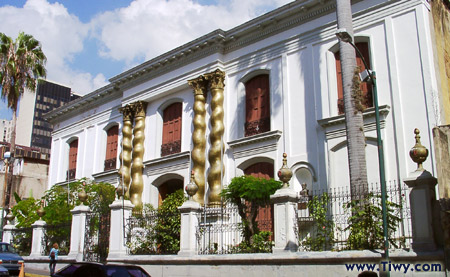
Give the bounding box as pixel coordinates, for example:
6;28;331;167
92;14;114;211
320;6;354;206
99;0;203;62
271;187;298;253
68;204;91;261
30;220;47;257
404;170;438;251
178;200;202;256
2;224;15;244
107;199;134;259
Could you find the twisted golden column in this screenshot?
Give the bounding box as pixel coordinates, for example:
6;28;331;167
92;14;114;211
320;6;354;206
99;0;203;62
188;76;208;204
118;105;134;194
205;69;225;204
130;101;147;208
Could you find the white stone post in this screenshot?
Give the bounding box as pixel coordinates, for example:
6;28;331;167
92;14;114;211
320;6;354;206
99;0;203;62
404;170;438;251
68;204;91;261
2;224;15;244
178;200;202;256
271;187;298;253
107;199;134;259
30;220;47;257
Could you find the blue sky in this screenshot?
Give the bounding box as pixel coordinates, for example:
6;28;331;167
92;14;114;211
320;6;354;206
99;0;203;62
0;0;291;120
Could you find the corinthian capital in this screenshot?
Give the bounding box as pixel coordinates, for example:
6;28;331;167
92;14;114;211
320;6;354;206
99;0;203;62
119;104;134;122
132;101;148;118
205;69;225;90
188;75;208;96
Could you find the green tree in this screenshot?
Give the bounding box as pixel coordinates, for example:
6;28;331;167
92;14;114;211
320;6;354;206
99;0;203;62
220;175;281;244
0;32;46;209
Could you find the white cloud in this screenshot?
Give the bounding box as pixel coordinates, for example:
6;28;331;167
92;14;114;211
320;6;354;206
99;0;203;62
0;0;291;96
0;0;106;95
90;0;291;67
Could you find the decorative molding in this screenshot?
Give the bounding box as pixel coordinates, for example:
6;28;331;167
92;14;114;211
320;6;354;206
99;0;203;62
318;105;390;140
92;169;119;179
144;151;190;176
229;130;282;159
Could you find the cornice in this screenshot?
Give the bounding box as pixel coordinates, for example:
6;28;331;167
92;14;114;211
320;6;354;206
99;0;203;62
318;105;391;140
228;130;282;159
44;84;122;125
144;151;190;176
108;0;340;90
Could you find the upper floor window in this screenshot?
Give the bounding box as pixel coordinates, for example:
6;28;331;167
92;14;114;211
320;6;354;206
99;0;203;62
334;42;373;114
161;102;182;156
104;125;118;171
245;75;270;137
67;139;78;180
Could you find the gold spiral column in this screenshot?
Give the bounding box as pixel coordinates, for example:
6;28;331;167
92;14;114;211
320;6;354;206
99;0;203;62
188;76;208;205
205;69;225;205
118;105;133;193
130;101;147;208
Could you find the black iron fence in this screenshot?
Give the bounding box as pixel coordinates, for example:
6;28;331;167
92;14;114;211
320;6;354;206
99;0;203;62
83;212;110;262
11;227;33;256
296;181;411;251
196;203;274;254
41;222;72;256
126;209;181;255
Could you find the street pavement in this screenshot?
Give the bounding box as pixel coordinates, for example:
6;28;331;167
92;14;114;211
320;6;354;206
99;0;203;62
24;267;49;277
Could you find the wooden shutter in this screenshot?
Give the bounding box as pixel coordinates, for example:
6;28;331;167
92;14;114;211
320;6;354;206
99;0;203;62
161;102;182;156
105;126;118;160
68;140;78;170
335;42;373;114
245;75;270;136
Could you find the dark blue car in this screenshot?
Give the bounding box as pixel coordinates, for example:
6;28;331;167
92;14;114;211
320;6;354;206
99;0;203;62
0;242;23;275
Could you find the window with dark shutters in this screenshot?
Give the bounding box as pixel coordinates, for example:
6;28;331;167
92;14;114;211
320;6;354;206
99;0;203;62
104;125;118;171
245;75;270;137
161;102;182;156
67;139;78;180
335;42;373;114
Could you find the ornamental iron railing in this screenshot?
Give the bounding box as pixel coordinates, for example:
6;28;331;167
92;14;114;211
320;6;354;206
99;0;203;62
196;202;273;254
295;181;411;251
41;222;71;256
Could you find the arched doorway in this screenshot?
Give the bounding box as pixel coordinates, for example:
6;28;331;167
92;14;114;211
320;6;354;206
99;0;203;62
158;179;183;206
244;162;274;237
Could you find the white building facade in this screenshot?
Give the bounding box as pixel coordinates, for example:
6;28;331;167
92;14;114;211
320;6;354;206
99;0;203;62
46;0;440;208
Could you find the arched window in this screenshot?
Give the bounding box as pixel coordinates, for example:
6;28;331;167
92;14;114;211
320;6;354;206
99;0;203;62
244;162;274;238
67;139;78;180
104;125;118;171
335;42;373;114
245;75;270;137
161;102;182;156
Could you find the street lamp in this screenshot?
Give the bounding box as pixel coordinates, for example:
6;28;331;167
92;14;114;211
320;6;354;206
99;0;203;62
336;28;390;264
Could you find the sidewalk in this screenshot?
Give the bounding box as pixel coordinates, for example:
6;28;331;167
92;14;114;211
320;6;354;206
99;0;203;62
25;267;49;277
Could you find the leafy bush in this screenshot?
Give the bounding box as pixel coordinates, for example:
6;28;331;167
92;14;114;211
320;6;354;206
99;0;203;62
301;193;334;251
231;231;274;253
127;189;185;254
220;175;281;247
344;193;401;250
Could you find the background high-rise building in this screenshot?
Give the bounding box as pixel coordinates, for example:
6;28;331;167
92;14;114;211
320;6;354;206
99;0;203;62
16;80;80;157
0;119;12;143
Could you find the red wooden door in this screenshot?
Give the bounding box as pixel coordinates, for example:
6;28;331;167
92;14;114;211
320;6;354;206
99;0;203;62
245;75;270;136
105;125;118;170
162;103;182;156
69;140;78;170
244;162;274;237
334;42;373;114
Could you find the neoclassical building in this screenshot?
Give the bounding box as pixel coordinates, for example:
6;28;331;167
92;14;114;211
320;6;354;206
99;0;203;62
45;0;444;208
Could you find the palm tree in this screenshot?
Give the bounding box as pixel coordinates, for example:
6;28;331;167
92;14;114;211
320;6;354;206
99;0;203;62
0;32;47;209
335;1;368;199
